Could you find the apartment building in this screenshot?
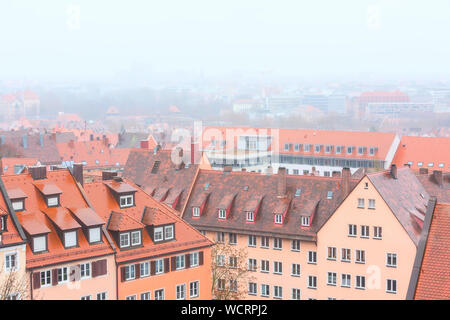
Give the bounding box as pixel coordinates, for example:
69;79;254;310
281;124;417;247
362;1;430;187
1;165;117;300
201;126;400;176
181;167;359;300
83;172;213;300
316;165;430;299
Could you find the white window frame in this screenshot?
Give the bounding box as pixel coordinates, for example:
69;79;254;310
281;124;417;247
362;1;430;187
368;199;376;209
355;250;366;264
348;224;357;237
361;225;369;238
386;279;397;293
120;195;134;208
246;211;254;222
341;274;351;287
301;216;310;227
12;200;24;211
308;251;317;264
356;275;366;290
274;214;283;224
190;252;199;267
291;239;300;252
273;285;283;299
80;262;91;279
33;235;47;253
120;232;130;247
125;264;135;280
291;263;301;277
308;276;317;289
273;238;282;250
218;209;226;219
273;261;282;274
97;292;107;300
140;292;151;300
248;282;257;296
5;252;18;272
341;248;351;262
47;196;59;207
357;198;365;208
386;253;397;267
64;230;77;248
154;288;165;300
155;259;164;274
153;227;163;242
327;272;337;286
131;230;141;246
176;283;186;300
140;261;150;277
189;281;199;298
327;247;336;260
57;267;69;284
88;227;101;243
261;284;270;297
192;207;200;217
176;255;185;270
374;226;382;239
40;269;51;287
164;225;174;240
291;288;301;300
248;235;256;247
260;260;269;273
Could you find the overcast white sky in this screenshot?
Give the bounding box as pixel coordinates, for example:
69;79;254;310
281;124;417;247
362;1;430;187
1;0;449;82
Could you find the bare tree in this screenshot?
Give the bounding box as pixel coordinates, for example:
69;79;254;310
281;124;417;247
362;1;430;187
211;242;256;300
0;266;29;300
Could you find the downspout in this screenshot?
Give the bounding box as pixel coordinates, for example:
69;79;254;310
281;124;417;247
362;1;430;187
30;270;33;300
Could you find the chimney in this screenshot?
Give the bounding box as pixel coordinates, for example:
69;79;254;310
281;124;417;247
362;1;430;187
341;167;350;197
102;171;118;181
29;165;47;180
332;171;341;178
90;134;94;141
140;140;149;149
390;164;398;179
72;163;84;186
190;139;196;164
277;167;287;198
419;168;429;175
433;170;443;187
224;165;233;173
241;168;246;172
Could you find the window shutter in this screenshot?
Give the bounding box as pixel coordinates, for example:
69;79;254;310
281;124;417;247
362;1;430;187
33;272;41;289
52;269;58;286
150;261;156;275
120;266;126;282
75;264;81;281
185;254;191;268
92;260;98;277
170;257;176;271
69;266;76;282
135;263;140;279
98;259;107;276
164;258;170;273
199;251;204;265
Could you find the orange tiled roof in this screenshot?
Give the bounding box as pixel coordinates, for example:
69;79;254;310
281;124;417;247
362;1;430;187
414;203;450;299
393;136;450;172
1;157;39;175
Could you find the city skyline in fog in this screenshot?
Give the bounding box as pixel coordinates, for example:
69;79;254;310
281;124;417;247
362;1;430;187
1;0;450;83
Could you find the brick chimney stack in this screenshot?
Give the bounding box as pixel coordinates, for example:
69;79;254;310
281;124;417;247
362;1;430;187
277;167;287;198
433;170;443;187
341;167;350;197
72;163;84;186
390;164;398;179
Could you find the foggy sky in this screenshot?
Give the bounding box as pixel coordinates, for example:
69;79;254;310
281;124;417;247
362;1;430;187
1;0;450;82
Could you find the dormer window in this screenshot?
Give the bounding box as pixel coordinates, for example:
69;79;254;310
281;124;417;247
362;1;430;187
119;195;134;208
164;225;174;240
33;235;47;253
327;191;333;200
301;216;310;227
88;227;102;244
1;216;7;231
64;230;78;248
192;207;200;217
218;209;226;219
153;224;175;242
47;196;59;207
246;211;254;222
274;214;283;224
154;227;163;242
120;233;130;247
131;230;141;246
295;189;302;197
119;230;142;248
12;199;25;212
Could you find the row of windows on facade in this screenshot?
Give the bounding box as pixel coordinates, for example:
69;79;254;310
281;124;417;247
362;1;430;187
279;155;381;169
122;251;202;281
283;143;378;156
214;232;293;249
326;248;397;266
348;224;382;239
411;161;447;168
124;281;200;300
118;224;174;249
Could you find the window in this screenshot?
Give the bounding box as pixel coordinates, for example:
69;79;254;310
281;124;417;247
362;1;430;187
336;145;342;154
327;247;336;260
33;235;47;253
261;284;270;297
417;162;423;167
217;255;225;267
217;279;225;291
369;147;376;155
249;282;257;295
327;272;337;286
439;163;445;168
248;258;257;271
5;253;17;271
356;276;366;289
428;162;434;167
308;276;317;289
368;199;376;209
248;235;256;247
357;198;365;208
301;216;310;227
140;292;151;300
273;238;282;250
294;144;301;152
64;230;77;248
284;143;290;151
218;209;226;219
57;267;68;283
217;232;225;243
97;292;107;300
81;262;91;279
155;259;164;274
176;284;186;300
260;236;269;248
12;200;24;211
246;211;254;222
358;146;364;155
88;227;101;243
292;288;301;300
131;231;141;246
164;225;174;240
325;145;332;153
347;146;353;154
386;279;397;293
387;253;397;267
341;274;351;287
176;255;186;270
308;251;317;264
273;261;282;274
291;240;300;251
229;256;237;269
348;224;357;237
327;191;333;199
274;214;283;224
361;225;369;238
155;289;165;300
47;196;59;207
341;248;351;262
295;188;302;197
190;252;199;267
291;263;301;277
229;280;237;292
140;262;150;277
261;260;269;273
274;286;283;299
364;182;369;189
192;207;200;217
119;195;134;208
374;226;382;239
304;144;311;152
40;270;51;287
81;295;92;300
125;265;135;280
228;233;237;245
189;281;199;298
356;250;366;264
5;293;20;300
154;227;163;242
120;233;130;247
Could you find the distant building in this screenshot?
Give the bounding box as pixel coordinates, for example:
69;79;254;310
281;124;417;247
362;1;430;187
232;99;258;113
0;90;40;121
354;91;410;119
302;94;329;113
265;95;302;114
367;102;434;119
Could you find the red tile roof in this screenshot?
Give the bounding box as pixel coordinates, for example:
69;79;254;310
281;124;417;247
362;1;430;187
414;203;450;299
34;182;62;195
1;157;39;175
393;136;450;172
43;207;82;231
416;171;450;203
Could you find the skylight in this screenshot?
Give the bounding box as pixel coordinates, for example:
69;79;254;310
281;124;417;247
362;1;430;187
327;191;333;199
295;189;302;197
